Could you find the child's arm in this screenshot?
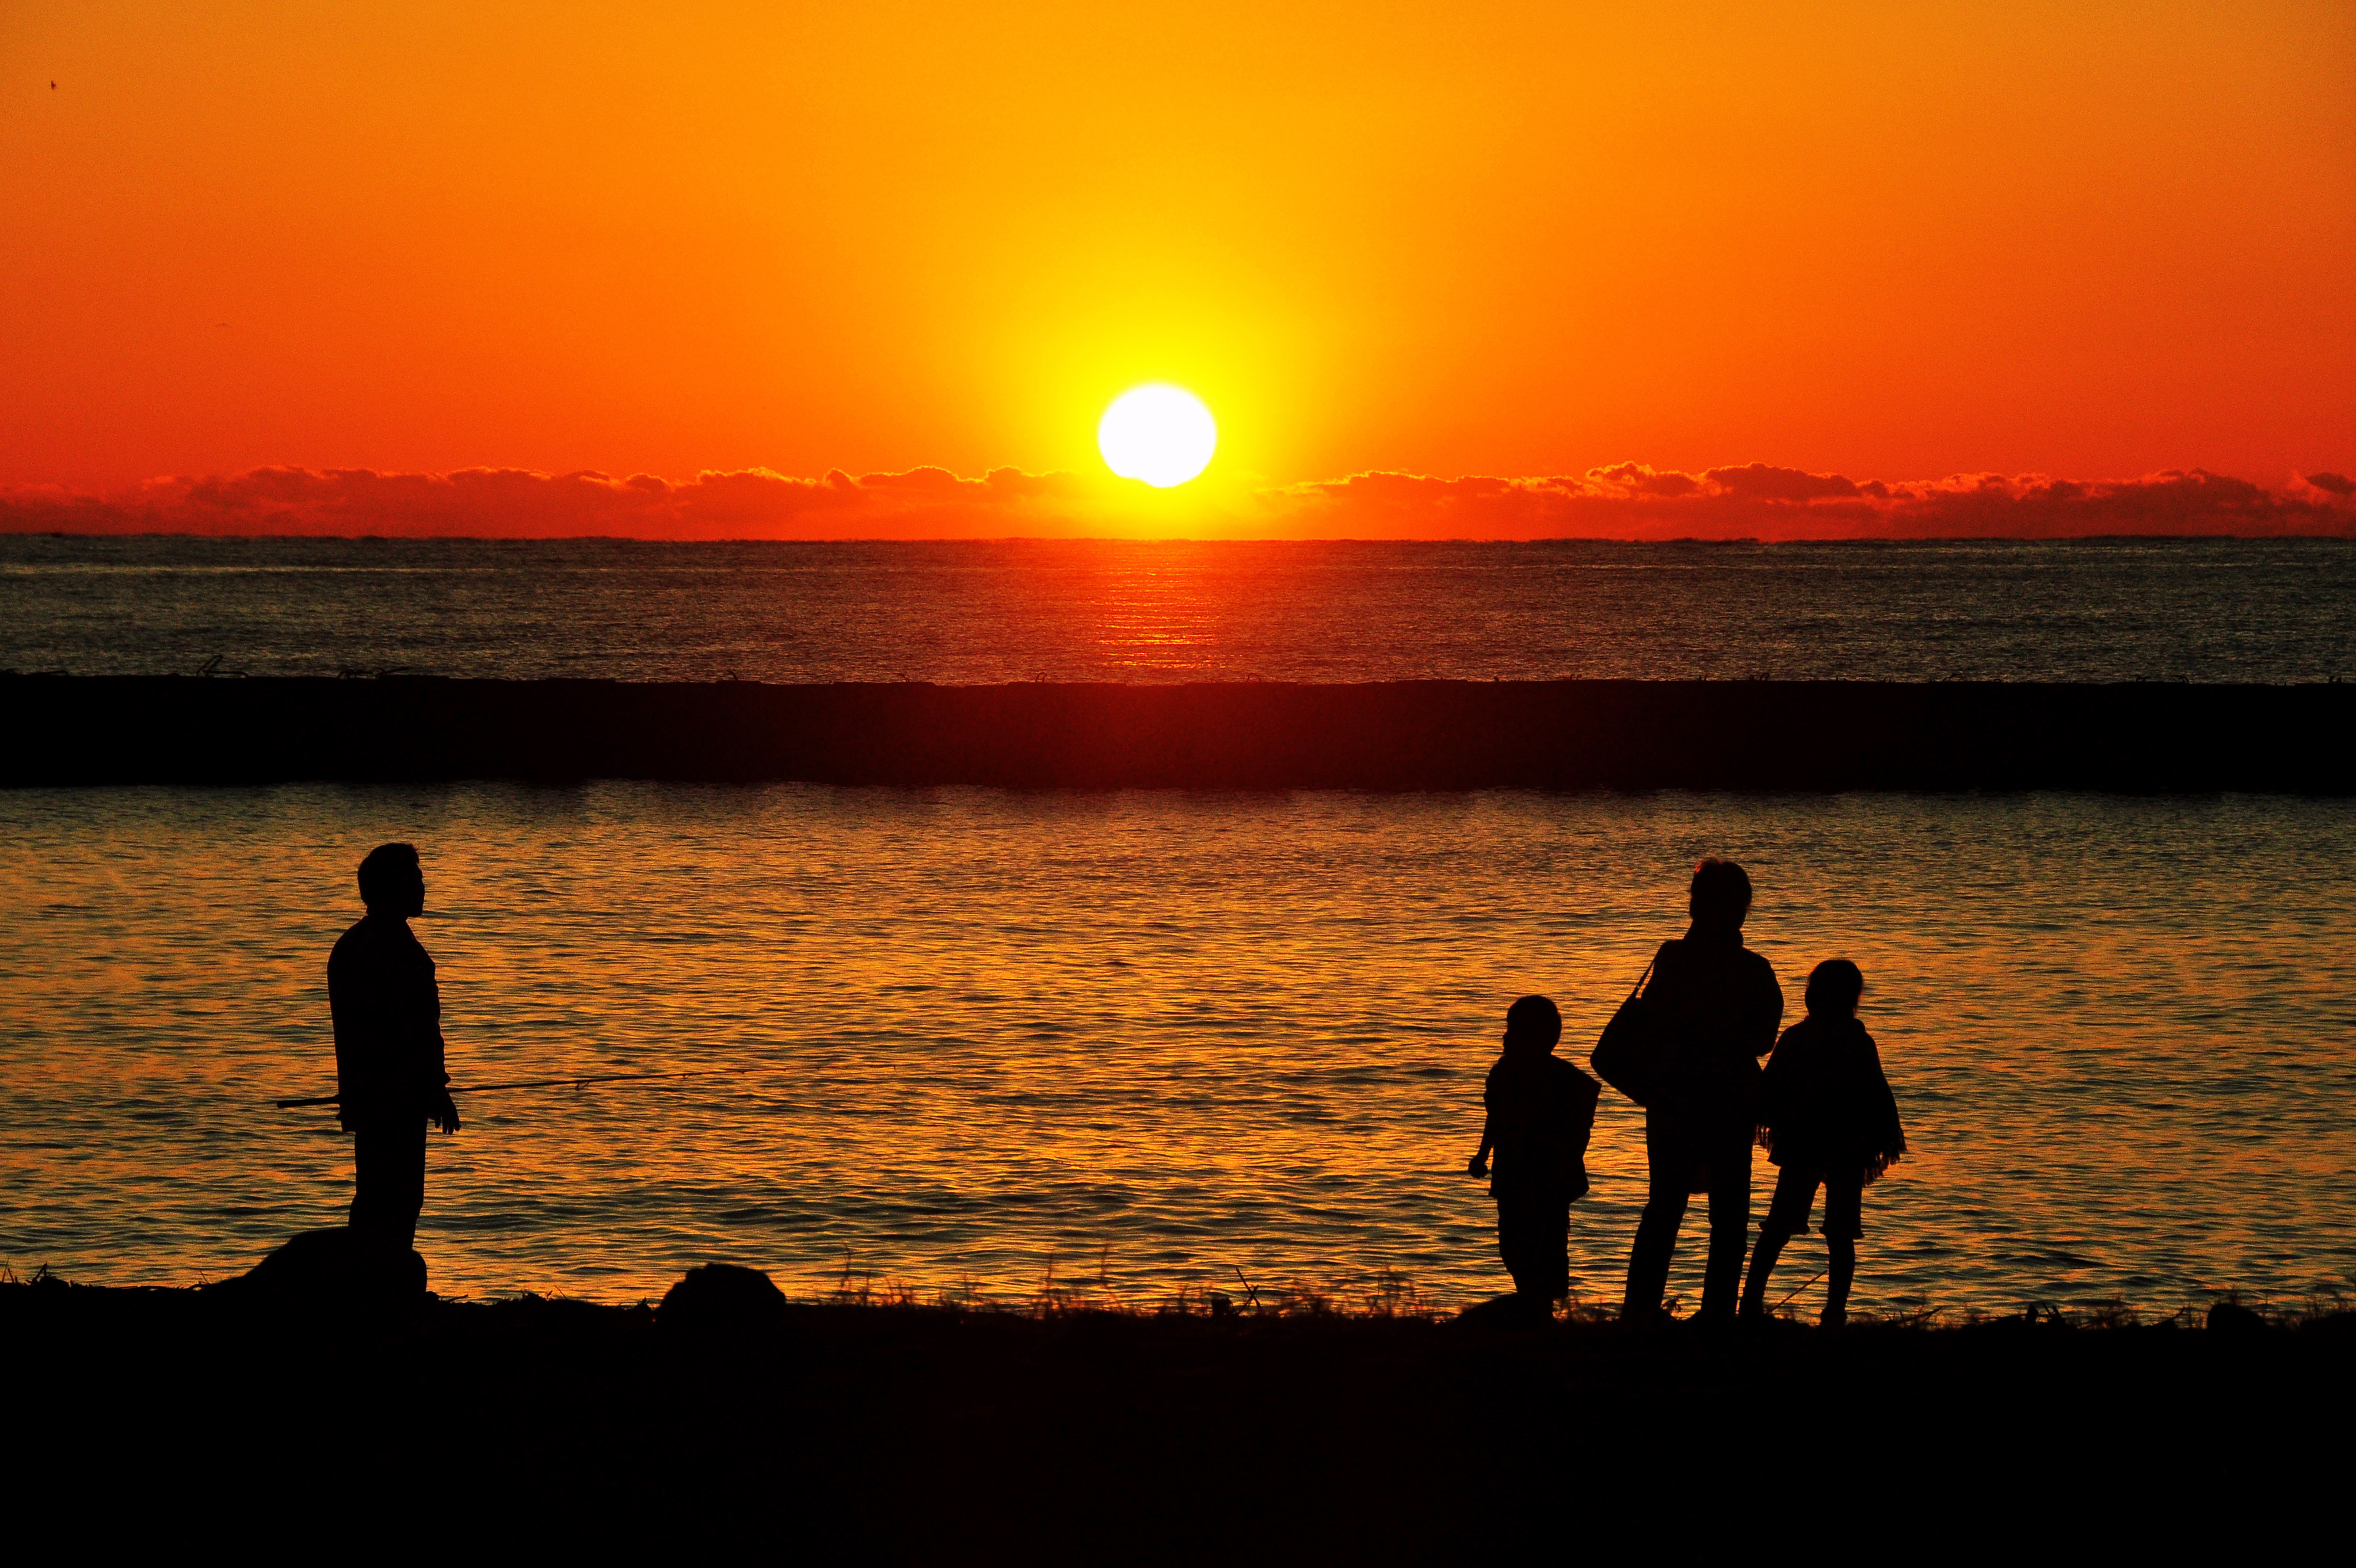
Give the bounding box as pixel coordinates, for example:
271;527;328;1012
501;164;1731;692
1466;1109;1496;1177
1865;1035;1907;1169
1567;1075;1599;1163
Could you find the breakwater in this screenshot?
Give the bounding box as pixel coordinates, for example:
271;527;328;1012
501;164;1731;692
3;677;2348;791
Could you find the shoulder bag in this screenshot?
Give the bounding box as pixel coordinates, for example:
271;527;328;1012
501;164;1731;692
1590;950;1664;1107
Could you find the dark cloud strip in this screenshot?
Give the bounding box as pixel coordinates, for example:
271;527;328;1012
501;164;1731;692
2;463;2349;539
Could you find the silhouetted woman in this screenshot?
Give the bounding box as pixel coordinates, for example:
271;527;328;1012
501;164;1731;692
1618;858;1783;1322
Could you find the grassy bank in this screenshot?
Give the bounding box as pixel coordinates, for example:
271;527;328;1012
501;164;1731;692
7;1271;2347;1557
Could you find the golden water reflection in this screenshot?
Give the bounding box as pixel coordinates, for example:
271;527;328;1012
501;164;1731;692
3;784;2351;1315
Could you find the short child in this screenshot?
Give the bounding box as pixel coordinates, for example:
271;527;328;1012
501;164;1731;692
1740;959;1906;1325
1466;995;1601;1315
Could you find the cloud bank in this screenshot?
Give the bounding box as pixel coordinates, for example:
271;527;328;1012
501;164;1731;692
3;462;2350;540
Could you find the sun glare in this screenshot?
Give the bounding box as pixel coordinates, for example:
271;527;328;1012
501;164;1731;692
1097;384;1217;488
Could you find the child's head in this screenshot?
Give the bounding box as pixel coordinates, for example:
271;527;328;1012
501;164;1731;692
1688;857;1753;934
1504;994;1562;1055
1805;959;1864;1019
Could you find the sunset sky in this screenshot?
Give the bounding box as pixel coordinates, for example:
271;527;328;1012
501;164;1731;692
5;2;2352;536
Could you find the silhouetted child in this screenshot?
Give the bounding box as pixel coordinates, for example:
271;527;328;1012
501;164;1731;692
1466;995;1600;1318
1740;960;1905;1326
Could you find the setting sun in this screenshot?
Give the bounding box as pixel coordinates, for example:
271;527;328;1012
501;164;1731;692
1097;385;1217;489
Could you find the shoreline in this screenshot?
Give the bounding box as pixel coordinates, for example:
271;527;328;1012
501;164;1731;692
7;676;2352;791
10;1269;2346;1552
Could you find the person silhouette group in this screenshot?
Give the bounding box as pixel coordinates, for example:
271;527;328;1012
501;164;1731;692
1467;857;1906;1325
322;842;1901;1322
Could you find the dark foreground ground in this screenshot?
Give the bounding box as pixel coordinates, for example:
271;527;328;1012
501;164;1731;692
8;1276;2347;1559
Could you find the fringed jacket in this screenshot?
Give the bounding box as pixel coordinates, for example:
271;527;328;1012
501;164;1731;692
1756;1014;1907;1181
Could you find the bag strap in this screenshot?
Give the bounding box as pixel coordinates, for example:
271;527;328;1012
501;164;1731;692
1626;953;1657;1002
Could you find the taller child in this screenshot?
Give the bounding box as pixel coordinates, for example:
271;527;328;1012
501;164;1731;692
1618;859;1783;1322
330;842;461;1251
1740;959;1905;1325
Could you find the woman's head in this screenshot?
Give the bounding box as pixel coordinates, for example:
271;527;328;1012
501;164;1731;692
1688;857;1752;933
1805;959;1864;1018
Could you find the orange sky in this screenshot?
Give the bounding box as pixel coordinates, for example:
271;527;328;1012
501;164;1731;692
4;2;2353;517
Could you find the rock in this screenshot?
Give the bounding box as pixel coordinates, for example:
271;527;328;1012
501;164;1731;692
657;1264;787;1337
1453;1292;1554;1329
219;1227;428;1308
2206;1300;2269;1336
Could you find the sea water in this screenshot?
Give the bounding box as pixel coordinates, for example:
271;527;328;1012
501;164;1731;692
5;782;2351;1316
5;538;2351;1313
5;535;2353;683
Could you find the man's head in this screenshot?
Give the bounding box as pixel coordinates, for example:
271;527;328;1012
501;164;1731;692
1805;959;1864;1019
1504;994;1562;1055
1688;857;1752;934
357;842;425;916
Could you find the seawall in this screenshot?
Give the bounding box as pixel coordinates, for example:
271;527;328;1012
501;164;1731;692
2;677;2348;792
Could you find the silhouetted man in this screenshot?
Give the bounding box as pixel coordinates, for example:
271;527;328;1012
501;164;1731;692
1618;858;1782;1322
330;842;459;1252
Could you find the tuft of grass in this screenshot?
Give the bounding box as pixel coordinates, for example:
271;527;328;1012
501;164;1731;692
1362;1267;1428;1320
830;1256;924;1310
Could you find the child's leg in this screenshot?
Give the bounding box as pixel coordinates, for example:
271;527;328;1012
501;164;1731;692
1542;1196;1571;1308
1821;1173;1865;1323
1499;1194;1560;1311
1497;1196;1528;1295
1741;1227;1791;1315
1825;1238;1856;1319
1743;1164;1820;1315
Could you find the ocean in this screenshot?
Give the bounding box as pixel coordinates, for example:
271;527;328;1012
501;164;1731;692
3;537;2352;1316
5;535;2353;683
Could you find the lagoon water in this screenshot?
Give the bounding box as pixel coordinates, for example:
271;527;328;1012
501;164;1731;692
5;783;2352;1317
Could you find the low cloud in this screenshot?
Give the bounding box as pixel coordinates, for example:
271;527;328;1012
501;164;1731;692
1698;463;1863;502
1263;464;2353;539
0;465;1100;540
3;461;2350;540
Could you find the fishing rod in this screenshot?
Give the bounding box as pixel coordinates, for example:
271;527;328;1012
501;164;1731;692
1773;1266;1829;1314
273;1069;718;1111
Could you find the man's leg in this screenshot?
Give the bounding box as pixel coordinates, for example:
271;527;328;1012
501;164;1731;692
351;1117;427;1251
350;1120;388;1237
1698;1129;1753;1320
1621;1116;1690;1321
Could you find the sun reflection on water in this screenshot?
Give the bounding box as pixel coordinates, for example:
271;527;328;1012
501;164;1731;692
3;783;2351;1317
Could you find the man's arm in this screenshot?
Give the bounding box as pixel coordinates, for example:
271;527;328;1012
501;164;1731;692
415;946;459;1133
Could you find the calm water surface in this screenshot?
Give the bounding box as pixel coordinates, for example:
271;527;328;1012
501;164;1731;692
5;784;2350;1316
